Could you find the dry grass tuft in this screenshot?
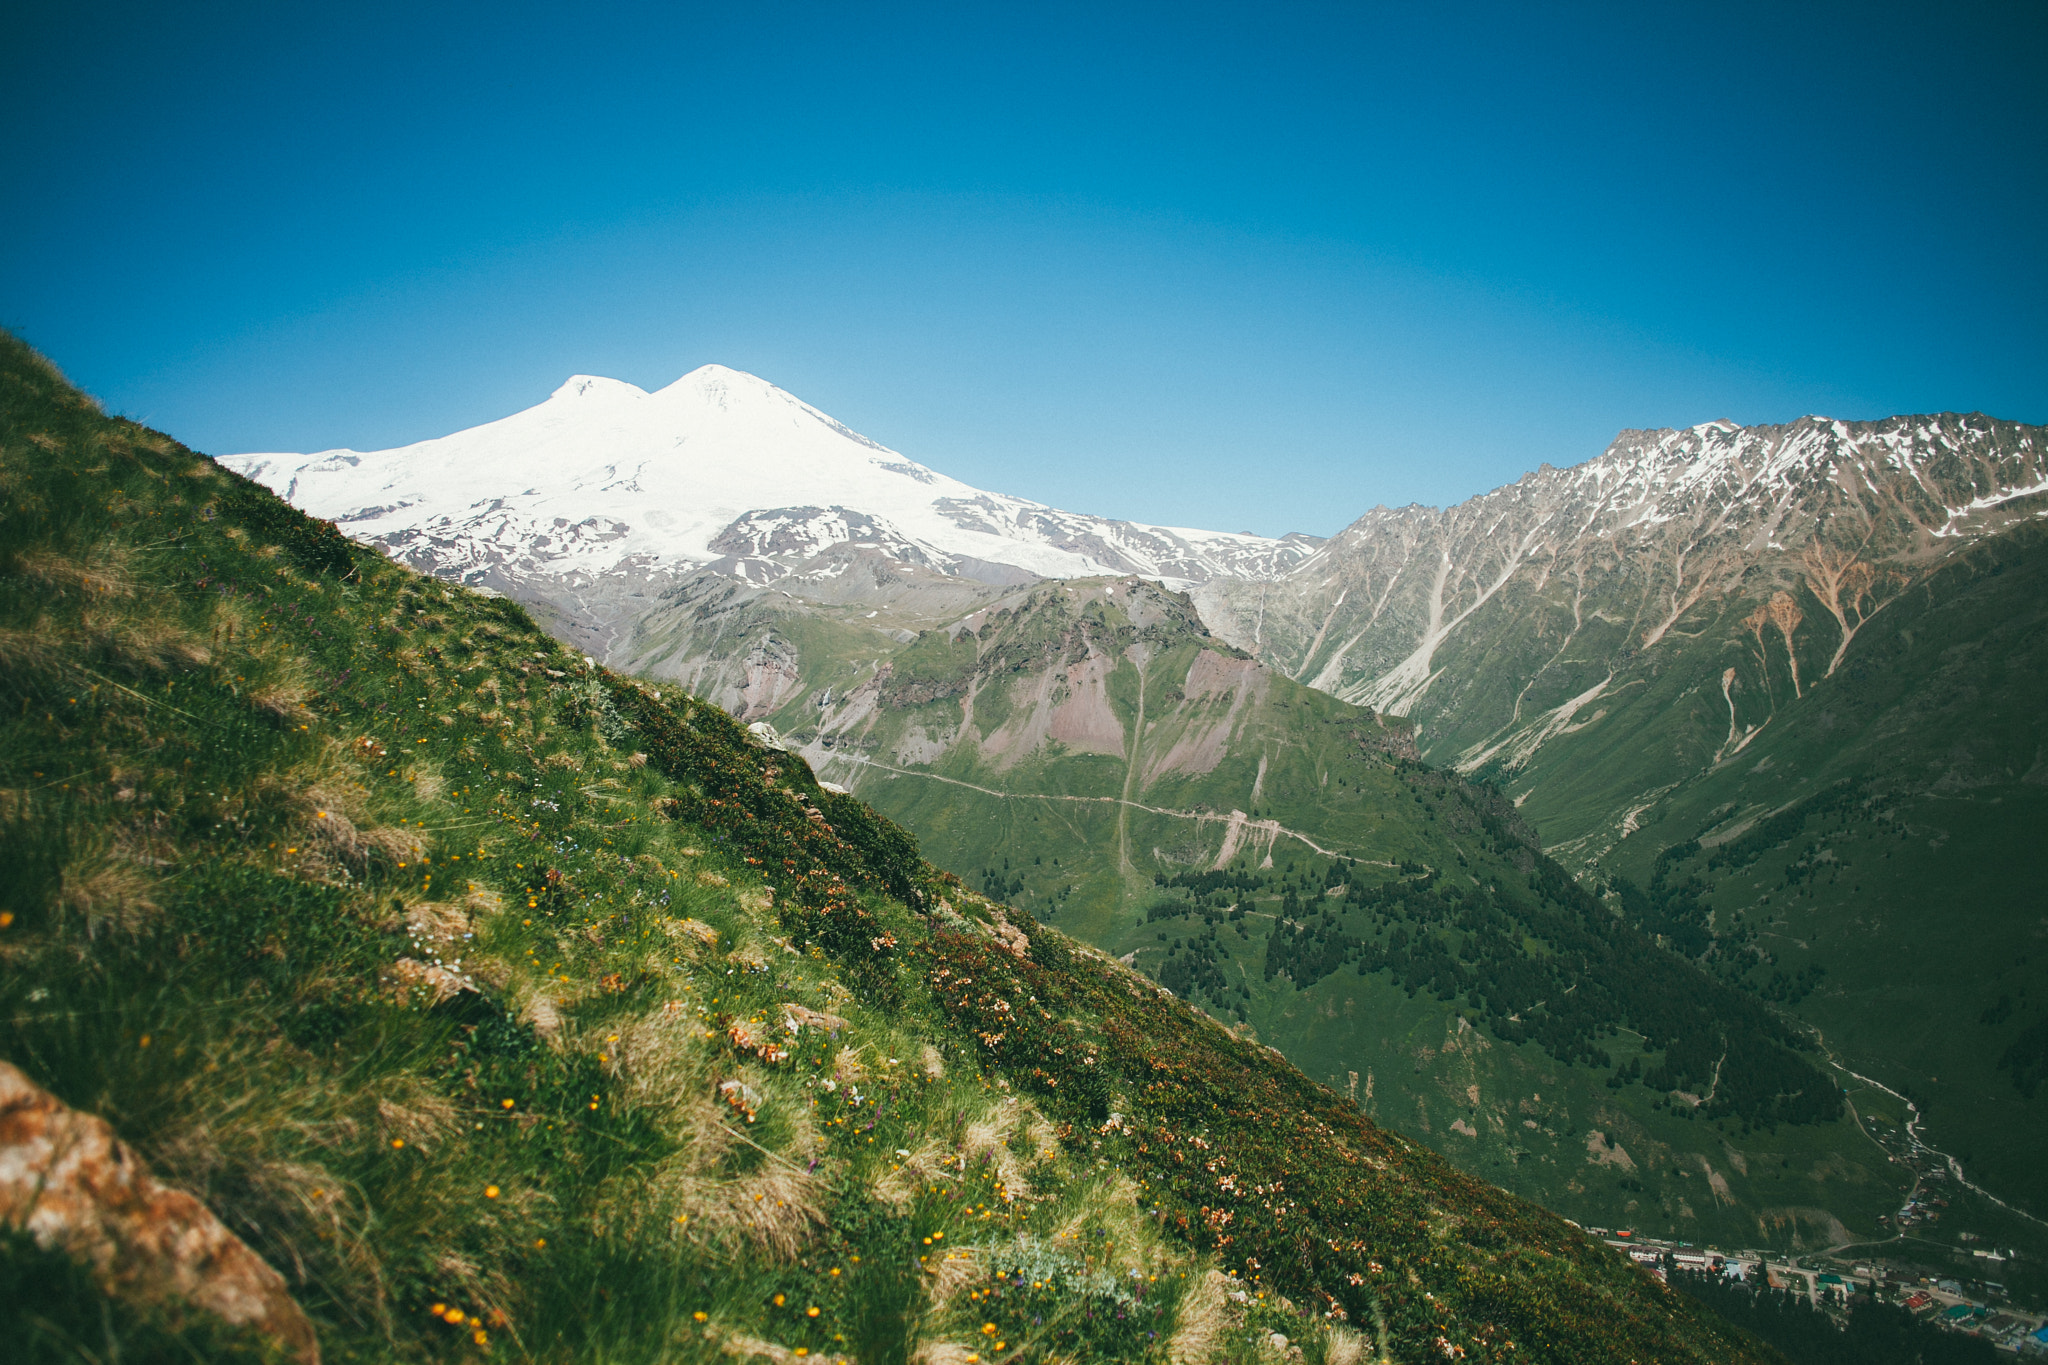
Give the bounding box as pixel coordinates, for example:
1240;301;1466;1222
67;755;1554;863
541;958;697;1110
652;1151;829;1259
264;779;431;876
292;788;371;870
924;1242;987;1309
1167;1269;1237;1365
251;682;313;724
517;990;565;1041
956;1100;1052;1202
872;1132;957;1209
1020;1106;1060;1158
14;547;134;597
594;1005;830;1255
1322;1324;1372;1365
374;1087;463;1152
603;1003;720;1134
0;624;60;676
405;898;473;949
58;849;158;936
82;611;211;674
715;1332;805;1364
363;823;428;864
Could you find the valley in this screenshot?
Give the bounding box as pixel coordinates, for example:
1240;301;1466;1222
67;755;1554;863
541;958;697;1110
225;365;2048;1311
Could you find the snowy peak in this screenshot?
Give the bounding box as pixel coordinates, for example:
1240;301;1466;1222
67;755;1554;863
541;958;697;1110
1313;412;2047;560
550;374;648;403
653;362;774;405
1196;407;2046;733
221;365;1320;597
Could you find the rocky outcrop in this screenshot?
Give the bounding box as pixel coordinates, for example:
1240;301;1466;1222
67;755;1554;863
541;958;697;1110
0;1061;320;1363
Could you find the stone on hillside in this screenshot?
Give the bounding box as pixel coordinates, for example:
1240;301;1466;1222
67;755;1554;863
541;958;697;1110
0;1061;321;1363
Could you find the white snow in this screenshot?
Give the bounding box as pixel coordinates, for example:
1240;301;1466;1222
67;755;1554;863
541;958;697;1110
1931;472;2048;536
222;365;1315;589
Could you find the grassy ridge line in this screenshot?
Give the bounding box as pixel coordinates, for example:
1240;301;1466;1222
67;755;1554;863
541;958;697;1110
0;331;1770;1363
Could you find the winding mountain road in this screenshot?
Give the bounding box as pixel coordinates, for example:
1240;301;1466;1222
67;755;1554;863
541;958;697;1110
823;750;1389;865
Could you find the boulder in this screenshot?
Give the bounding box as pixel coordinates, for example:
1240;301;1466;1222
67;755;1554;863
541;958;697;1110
0;1061;320;1363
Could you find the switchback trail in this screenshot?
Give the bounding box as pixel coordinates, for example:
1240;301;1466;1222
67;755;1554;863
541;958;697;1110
825;751;1389;865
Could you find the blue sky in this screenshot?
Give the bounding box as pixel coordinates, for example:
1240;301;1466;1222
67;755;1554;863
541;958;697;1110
4;1;2042;537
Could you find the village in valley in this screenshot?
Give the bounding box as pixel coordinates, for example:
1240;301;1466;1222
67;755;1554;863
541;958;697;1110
1579;1103;2048;1355
1587;1209;2048;1356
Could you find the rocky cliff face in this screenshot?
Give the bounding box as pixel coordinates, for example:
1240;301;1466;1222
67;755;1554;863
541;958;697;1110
1194;413;2047;795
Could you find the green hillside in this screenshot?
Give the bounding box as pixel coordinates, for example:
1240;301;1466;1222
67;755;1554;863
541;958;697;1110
0;336;1778;1363
742;581;1907;1261
1554;522;2048;1288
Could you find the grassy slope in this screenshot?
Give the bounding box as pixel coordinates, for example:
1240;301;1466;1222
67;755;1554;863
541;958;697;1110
0;336;1774;1363
781;586;1901;1261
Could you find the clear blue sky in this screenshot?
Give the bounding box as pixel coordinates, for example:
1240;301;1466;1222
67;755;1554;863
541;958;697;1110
5;1;2042;537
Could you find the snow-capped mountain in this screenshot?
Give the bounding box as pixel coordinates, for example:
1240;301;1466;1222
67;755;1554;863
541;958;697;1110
222;365;1318;594
1190;410;2048;874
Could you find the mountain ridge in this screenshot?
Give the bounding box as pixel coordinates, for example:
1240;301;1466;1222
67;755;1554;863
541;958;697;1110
1191;407;2048;1259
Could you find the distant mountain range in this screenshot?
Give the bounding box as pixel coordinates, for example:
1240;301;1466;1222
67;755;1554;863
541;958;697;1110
226;368;2048;1281
1196;412;2046;793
